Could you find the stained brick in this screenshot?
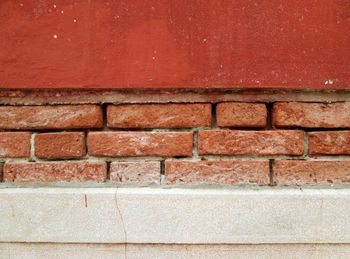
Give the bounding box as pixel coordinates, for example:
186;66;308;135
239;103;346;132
309;131;350;155
199;130;304;156
165;160;269;185
273;102;350;128
216;102;267;127
110;161;160;184
3;162;106;183
35;132;85;159
107;103;211;128
88;132;193;157
0;105;102;130
0;132;31;158
274;160;350;185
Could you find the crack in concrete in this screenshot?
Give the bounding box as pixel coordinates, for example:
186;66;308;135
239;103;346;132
114;188;127;259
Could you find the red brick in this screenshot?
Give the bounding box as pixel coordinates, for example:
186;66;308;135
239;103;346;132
110;161;160;184
309;131;350;155
165;160;269;185
107;103;211;129
88;132;193;157
35;132;86;159
0;132;31;158
273;102;350;128
3;162;106;183
199;130;304;156
274;160;350;185
216;102;267;127
0;105;102;130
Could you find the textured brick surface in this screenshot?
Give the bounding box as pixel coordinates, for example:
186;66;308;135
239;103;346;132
199;130;304;156
0;105;102;130
273;102;350;128
110;161;160;184
3;162;106;183
165;160;269;185
107;104;211;128
35;132;86;159
274;160;350;185
216;102;267;127
0;132;31;158
88;132;193;157
0;92;350;187
309;131;350;155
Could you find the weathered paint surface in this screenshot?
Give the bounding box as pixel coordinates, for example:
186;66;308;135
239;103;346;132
0;0;349;89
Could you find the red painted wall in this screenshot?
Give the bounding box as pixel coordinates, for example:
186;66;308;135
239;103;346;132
1;0;349;89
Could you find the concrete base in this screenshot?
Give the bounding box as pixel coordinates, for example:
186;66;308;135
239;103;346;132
1;243;350;259
1;187;350;258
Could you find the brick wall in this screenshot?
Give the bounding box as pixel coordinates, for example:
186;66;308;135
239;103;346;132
1;89;350;186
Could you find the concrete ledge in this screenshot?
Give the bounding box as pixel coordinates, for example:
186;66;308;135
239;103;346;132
1;243;350;259
1;188;350;244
